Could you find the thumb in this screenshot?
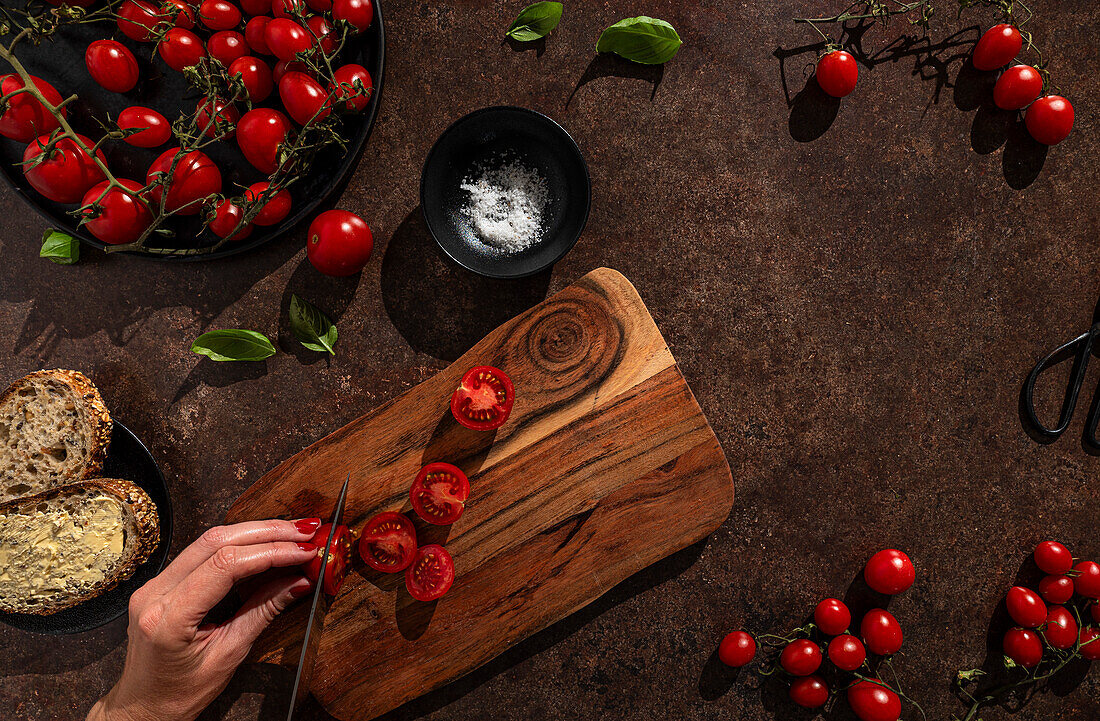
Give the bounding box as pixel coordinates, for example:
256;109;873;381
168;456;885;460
220;574;313;654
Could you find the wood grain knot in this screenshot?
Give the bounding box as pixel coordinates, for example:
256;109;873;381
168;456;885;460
515;298;621;393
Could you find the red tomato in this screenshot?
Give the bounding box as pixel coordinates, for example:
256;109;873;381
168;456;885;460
159;28;207;72
410;462;470;525
208;30;249;66
23;134;106;203
815;50;857;98
118;106;172;148
1002;627;1042;668
860;609;902;656
306;15;337;54
1025;95;1074;146
972;24;1022;71
306;0;331;11
332;0;372;33
864;549;915;595
1043;606;1078;650
272;0;306;18
789;675;828;709
779;639;821;676
405;544;455;602
1006;586;1046;628
244;181;292;225
85;40;140;94
1075;561;1100;599
279;71;331;125
827;634;866;671
1081;627;1100;661
992;65;1042;110
236;108;291;173
450;366;515;431
302;523;351;595
117;0;164;42
306;209;373;276
1038;574;1074;605
166;0;196;29
240;0;271;15
264;17;313;61
273;59;309;83
813;598;851;636
1034;541;1073;575
245;16;274;55
717;630;755;668
146;148;222;215
0;74;64;142
358;512;418;573
199;0;242;31
196;95;239;138
847;680;901;721
80;179;152;244
228;56;274;102
207;199;253;241
330;63;372;111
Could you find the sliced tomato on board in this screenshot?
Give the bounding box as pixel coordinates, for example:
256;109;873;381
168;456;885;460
358;512;418;573
450;366;515;431
410;462;470;525
405;544;455;602
303;523;352;595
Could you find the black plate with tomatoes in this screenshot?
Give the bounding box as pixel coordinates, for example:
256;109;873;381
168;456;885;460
0;0;384;260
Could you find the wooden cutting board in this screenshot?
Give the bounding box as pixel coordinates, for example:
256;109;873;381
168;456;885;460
226;267;734;720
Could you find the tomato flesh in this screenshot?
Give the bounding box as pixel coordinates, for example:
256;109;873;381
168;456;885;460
410;462;470;525
451;366;515;431
358;511;418;573
303;523;351;595
405;544;455;602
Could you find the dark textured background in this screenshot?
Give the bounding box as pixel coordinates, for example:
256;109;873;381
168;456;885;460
2;1;1099;719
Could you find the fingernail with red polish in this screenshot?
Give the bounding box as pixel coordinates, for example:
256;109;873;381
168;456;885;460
295;517;321;534
297;542;316;552
290;580;313;598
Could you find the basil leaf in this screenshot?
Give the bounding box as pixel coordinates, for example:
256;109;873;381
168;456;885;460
191;329;276;362
506;2;563;41
289;294;337;355
40;229;79;265
596;16;682;65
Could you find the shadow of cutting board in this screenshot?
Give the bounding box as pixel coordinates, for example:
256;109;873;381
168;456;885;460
226;267;734;720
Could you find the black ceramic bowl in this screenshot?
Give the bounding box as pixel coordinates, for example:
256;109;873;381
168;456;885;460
420;106;590;279
0;421;173;635
0;2;385;261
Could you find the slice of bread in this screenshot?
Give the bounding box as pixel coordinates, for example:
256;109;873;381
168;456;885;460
0;369;112;505
0;478;159;615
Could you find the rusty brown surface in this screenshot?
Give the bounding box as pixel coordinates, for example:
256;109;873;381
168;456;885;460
1;1;1099;720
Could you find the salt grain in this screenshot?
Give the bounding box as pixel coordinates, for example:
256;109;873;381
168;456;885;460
460;160;549;253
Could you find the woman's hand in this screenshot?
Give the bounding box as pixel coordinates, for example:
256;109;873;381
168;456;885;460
87;518;322;721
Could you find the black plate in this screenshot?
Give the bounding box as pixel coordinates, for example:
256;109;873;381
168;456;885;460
0;2;385;260
0;421;173;635
420;106;591;279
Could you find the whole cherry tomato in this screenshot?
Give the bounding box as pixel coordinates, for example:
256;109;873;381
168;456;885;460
1043;606;1078;650
864;549;915;595
118;106;172;148
228;56;274;102
813;598;851;636
1081;627;1100;661
245;16;273;55
789;675;828;709
1025;95;1074;146
272;0;306;19
207;199;253;241
117;0;164;42
208;30;249;66
1038;575;1074;605
306;0;331;11
1005;586;1046;628
332;0;372;33
972;24;1022;71
279;70;331;125
815;50;857;98
199;0;242;31
165;0;196;29
1074;561;1100;599
244;181;292;225
827;634;866;671
196;95;240;138
146;148;222;215
847;680;901;721
80;179;152;244
1002;627;1042;668
0;74;64;142
992;65;1042;110
330;63;372;111
779;639;821;676
307;209;373;276
239;0;272;15
159;28;207;72
860;609;902;656
273;59;309;83
237;107;292;173
264;17;313;61
23;134;106;203
1034;541;1073;575
85;40;140;93
306;15;337;54
717;630;755;668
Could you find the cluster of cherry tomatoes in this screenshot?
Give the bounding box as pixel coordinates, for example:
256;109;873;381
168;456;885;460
718;549;916;721
1000;540;1100;668
299;366;516;602
813;23;1073;147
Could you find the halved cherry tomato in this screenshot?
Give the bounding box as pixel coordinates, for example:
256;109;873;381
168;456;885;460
410;462;470;525
228;56;274;102
0;74;64;142
264;17;313;61
358;512;418;572
146;148;222;215
85;40;140;93
80;179;153;245
208;30;250;66
1025;95;1074;146
972;24;1022;71
244;181;292;225
330;63;372;111
279;70;331;125
119;106;172;148
23;134;106;203
207;199;253;241
405;544;454;602
333;0;373;33
245;16;274;55
236;107;291;173
199;0;242;31
303;523;351;595
992;65;1042;110
159;27;207;72
450;366;515;431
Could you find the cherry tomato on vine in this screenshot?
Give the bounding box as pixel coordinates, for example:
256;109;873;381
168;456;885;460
306;0;332;12
789;675;828;709
827;634;866;671
0;74;64;142
236;107;291;173
244;181;292;225
302;523;351;596
159;28;207;72
117;0;164;42
228;56;274;102
245;16;274;55
166;0;196;29
273;59;309;83
358;512;418;573
80;179;152;245
279;70;331;125
1025;96;1074;146
239;0;271;15
860;609;902;656
813;598;851;636
1005;586;1046;628
118;106;171;148
1038;575;1074;605
147;148;222;215
864;549;915;595
1043;606;1078;650
992;65;1042;110
85;40;140;94
332;0;373;33
23;134;106;203
306;15;337;55
779;639;821;676
1002;627;1042;668
1081;627;1100;661
208;30;250;66
847;680;901;721
330;63;372;111
272;0;306;19
451;366;515;431
1034;541;1073;575
405;544;455;602
199;0;242;31
815;50;857;98
264;17;313;61
306;209;373;276
410;462;470;525
207;199;253;241
196;96;240;138
972;24;1022;71
1074;561;1100;599
718;631;756;668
